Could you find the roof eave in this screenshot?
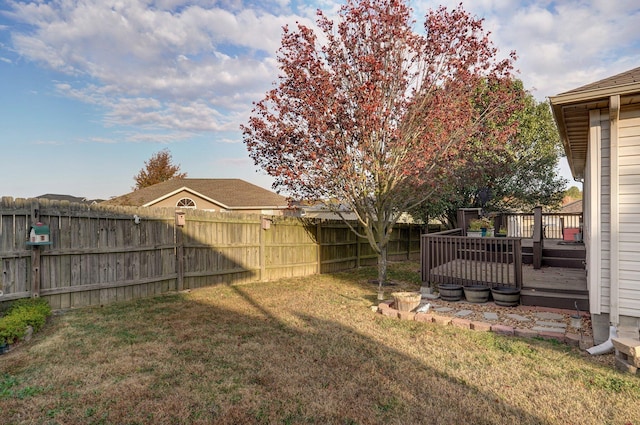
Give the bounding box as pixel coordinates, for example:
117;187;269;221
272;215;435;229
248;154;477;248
550;81;640;105
548;84;640;181
550;101;585;180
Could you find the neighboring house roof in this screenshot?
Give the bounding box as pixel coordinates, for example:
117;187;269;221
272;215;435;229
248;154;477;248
102;178;288;210
549;66;640;179
560;199;582;214
37;194;103;204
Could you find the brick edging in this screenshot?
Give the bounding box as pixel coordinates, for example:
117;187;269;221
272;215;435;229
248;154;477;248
376;301;591;349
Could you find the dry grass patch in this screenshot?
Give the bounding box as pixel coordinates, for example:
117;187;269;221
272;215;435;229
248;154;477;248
1;261;639;424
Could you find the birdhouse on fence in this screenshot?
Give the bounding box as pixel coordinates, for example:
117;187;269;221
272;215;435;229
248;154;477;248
175;210;186;227
27;222;51;246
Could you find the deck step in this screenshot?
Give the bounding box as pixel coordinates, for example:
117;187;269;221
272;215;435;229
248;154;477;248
520;289;589;310
541;257;585;269
541;248;585;259
520;255;584;269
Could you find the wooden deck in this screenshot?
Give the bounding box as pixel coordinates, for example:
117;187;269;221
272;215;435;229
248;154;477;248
425;238;589;310
429;259;587;291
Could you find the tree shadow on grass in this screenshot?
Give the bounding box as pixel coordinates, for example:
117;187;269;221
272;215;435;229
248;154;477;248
205;284;554;425
2;279;634;424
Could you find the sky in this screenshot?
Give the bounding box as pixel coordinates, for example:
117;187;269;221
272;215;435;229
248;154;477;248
0;0;639;201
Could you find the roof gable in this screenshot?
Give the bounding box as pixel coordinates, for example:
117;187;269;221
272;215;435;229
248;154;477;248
142;186;228;208
103;179;288;209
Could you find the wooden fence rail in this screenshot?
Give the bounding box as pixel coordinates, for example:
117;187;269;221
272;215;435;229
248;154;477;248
0;197;421;309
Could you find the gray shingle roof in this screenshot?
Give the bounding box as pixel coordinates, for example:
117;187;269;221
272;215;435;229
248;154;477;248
37;194;103;204
103;178;288;209
557;66;640;96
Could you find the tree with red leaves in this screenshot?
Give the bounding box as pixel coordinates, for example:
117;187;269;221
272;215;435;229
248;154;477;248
243;0;523;297
133;149;187;190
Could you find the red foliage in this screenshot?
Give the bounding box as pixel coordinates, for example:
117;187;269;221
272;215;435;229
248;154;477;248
242;0;524;283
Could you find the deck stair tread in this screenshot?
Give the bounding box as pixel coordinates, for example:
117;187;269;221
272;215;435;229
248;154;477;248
521;263;589;309
521;286;588;295
541;249;586;259
539;258;585;269
521;239;585;269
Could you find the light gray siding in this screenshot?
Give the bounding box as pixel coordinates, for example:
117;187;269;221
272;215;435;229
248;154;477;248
600;111;611;313
618;104;640;317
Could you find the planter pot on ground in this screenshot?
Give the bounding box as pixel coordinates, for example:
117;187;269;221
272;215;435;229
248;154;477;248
391;291;422;312
467;231;482;238
437;284;464;301
491;286;521;307
463;285;490;303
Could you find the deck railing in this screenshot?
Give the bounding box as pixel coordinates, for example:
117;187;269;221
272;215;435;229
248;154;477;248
421;229;522;290
499;212;582;239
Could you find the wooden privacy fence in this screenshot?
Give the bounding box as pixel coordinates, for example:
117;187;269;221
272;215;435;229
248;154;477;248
421;229;522;290
0;197;421;309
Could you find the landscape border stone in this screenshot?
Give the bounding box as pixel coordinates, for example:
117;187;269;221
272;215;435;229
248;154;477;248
376;301;594;349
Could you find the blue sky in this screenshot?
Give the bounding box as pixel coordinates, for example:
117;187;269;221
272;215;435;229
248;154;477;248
1;0;639;200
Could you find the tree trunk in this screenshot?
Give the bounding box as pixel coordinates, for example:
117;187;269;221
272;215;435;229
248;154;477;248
377;245;388;300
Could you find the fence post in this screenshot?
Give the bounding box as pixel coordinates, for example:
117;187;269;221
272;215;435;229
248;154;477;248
30;200;41;298
407;224;411;260
316;221;322;274
420;234;429;284
175;211;185;291
356;224;361;269
260;217;267;281
31;248;41;298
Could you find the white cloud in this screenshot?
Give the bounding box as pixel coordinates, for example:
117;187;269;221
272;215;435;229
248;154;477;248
5;0;316;138
4;0;640;141
470;0;640;97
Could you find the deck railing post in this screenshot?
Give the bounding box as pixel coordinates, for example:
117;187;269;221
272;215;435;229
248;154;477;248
533;206;543;269
514;238;523;289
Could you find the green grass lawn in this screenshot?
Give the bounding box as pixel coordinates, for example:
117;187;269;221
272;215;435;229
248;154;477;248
1;261;638;424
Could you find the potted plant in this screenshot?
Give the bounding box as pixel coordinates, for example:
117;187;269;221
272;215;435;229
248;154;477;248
468;217;493;237
496;226;508;237
467;219;483;237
